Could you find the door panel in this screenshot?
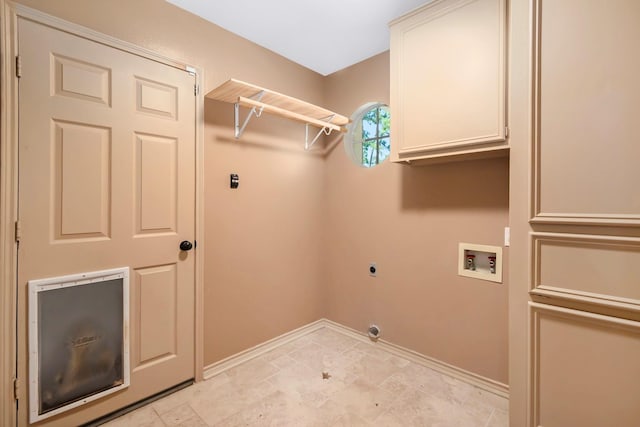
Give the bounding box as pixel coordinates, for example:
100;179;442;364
135;133;178;234
531;304;640;427
52;54;112;105
54;120;112;240
134;264;179;366
17;16;195;426
135;77;178;120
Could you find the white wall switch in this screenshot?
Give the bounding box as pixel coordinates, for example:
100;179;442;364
504;227;510;247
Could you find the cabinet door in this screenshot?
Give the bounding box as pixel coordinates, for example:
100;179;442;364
390;0;507;163
509;0;640;425
531;0;640;226
531;304;640;427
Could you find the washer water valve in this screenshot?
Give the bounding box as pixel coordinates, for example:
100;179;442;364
465;254;476;271
488;256;497;274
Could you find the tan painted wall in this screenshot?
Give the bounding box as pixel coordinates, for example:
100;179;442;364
323;52;509;383
202;100;326;363
14;0;327;365
13;1;508;384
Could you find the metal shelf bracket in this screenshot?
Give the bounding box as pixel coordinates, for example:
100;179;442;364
234;90;265;139
305;115;336;150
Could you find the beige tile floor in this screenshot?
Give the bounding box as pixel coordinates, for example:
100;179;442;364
104;327;508;426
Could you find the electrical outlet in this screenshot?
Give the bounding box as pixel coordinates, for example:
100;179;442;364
369;263;377;277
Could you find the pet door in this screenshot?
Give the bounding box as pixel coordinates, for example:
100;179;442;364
28;267;130;423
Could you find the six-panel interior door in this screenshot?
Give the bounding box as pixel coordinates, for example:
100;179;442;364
16;16;196;426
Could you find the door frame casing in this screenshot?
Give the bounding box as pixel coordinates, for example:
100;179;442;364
0;0;18;425
0;3;206;425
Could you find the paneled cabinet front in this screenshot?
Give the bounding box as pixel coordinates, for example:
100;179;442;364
390;0;507;163
515;1;640;426
531;303;640;427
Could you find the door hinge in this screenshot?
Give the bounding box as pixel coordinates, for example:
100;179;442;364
15;55;22;78
194;84;199;96
13;378;19;400
505;126;510;138
14;220;21;243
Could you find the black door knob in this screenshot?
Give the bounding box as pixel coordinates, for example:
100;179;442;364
179;240;193;251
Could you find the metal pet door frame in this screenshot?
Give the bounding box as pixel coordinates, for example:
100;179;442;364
27;267;130;423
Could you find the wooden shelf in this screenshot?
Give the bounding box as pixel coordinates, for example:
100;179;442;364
206;79;349;139
238;97;342;133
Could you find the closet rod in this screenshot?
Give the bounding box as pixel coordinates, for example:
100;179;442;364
238;97;343;133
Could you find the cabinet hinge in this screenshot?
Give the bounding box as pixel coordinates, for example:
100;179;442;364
13;378;19;400
505;127;510;138
14;220;21;243
15;55;22;78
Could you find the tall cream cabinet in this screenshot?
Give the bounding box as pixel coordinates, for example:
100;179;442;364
509;0;640;426
390;0;508;164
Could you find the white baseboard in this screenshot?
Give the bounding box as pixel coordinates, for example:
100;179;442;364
202;318;509;399
202;319;326;380
321;319;509;398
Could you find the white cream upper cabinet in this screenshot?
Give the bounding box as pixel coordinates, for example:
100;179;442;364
390;0;507;163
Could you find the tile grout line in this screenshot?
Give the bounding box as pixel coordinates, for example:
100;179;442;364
484;407;497;427
152;406;168;426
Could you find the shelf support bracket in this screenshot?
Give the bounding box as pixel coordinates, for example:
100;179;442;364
234;90;265;139
305;115;336;150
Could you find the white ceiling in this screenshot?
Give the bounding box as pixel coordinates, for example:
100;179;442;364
166;0;430;76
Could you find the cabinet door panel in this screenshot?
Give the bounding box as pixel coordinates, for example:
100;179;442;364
532;233;640;310
533;0;640;225
531;303;640;427
390;0;507;162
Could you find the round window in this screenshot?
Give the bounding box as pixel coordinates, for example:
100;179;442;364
344;102;390;168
